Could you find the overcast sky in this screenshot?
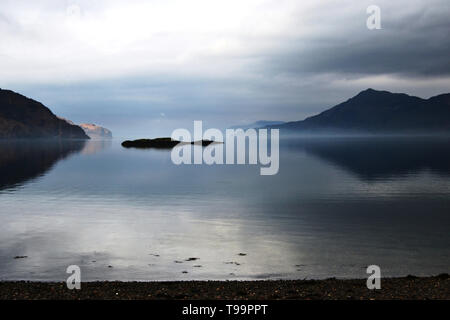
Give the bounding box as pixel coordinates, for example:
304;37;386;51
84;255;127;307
1;0;449;138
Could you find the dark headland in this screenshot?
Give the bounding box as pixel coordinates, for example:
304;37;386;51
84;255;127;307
121;137;217;149
267;88;450;134
0;88;89;139
0;275;448;300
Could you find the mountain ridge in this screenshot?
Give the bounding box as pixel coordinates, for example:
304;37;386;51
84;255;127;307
229;120;285;130
79;123;113;139
0;89;89;139
268;89;450;134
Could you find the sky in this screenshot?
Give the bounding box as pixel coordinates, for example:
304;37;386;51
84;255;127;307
1;0;449;138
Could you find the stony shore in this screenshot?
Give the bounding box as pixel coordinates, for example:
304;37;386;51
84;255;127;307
0;274;449;300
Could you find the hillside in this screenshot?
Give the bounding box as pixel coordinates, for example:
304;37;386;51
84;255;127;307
0;89;89;139
272;89;450;134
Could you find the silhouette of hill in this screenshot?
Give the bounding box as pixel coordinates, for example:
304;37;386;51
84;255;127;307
271;89;450;134
0;89;89;139
229;120;285;130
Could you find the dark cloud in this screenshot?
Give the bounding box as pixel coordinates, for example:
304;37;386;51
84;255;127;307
266;3;450;78
1;0;449;137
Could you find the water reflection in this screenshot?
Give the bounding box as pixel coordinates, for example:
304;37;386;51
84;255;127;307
81;139;112;155
283;137;450;180
0;137;449;280
0;140;112;191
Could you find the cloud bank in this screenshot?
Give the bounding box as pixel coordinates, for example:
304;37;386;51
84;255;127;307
0;0;449;137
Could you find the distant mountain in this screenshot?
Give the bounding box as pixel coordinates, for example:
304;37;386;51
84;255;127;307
271;89;450;134
79;123;112;139
229;120;285;130
58;118;113;140
0;89;89;139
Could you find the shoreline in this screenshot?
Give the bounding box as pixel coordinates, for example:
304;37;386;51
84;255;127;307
0;274;448;300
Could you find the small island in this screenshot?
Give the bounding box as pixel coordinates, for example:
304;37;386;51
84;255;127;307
121;137;217;149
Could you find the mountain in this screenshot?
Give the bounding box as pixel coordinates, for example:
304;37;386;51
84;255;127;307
271;89;450;134
229;120;285;130
79;123;112;139
0;89;89;139
57;118;113;140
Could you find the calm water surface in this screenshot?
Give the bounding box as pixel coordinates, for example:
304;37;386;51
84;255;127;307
0;137;449;281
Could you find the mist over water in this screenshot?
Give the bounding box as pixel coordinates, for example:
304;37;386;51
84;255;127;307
0;137;449;281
